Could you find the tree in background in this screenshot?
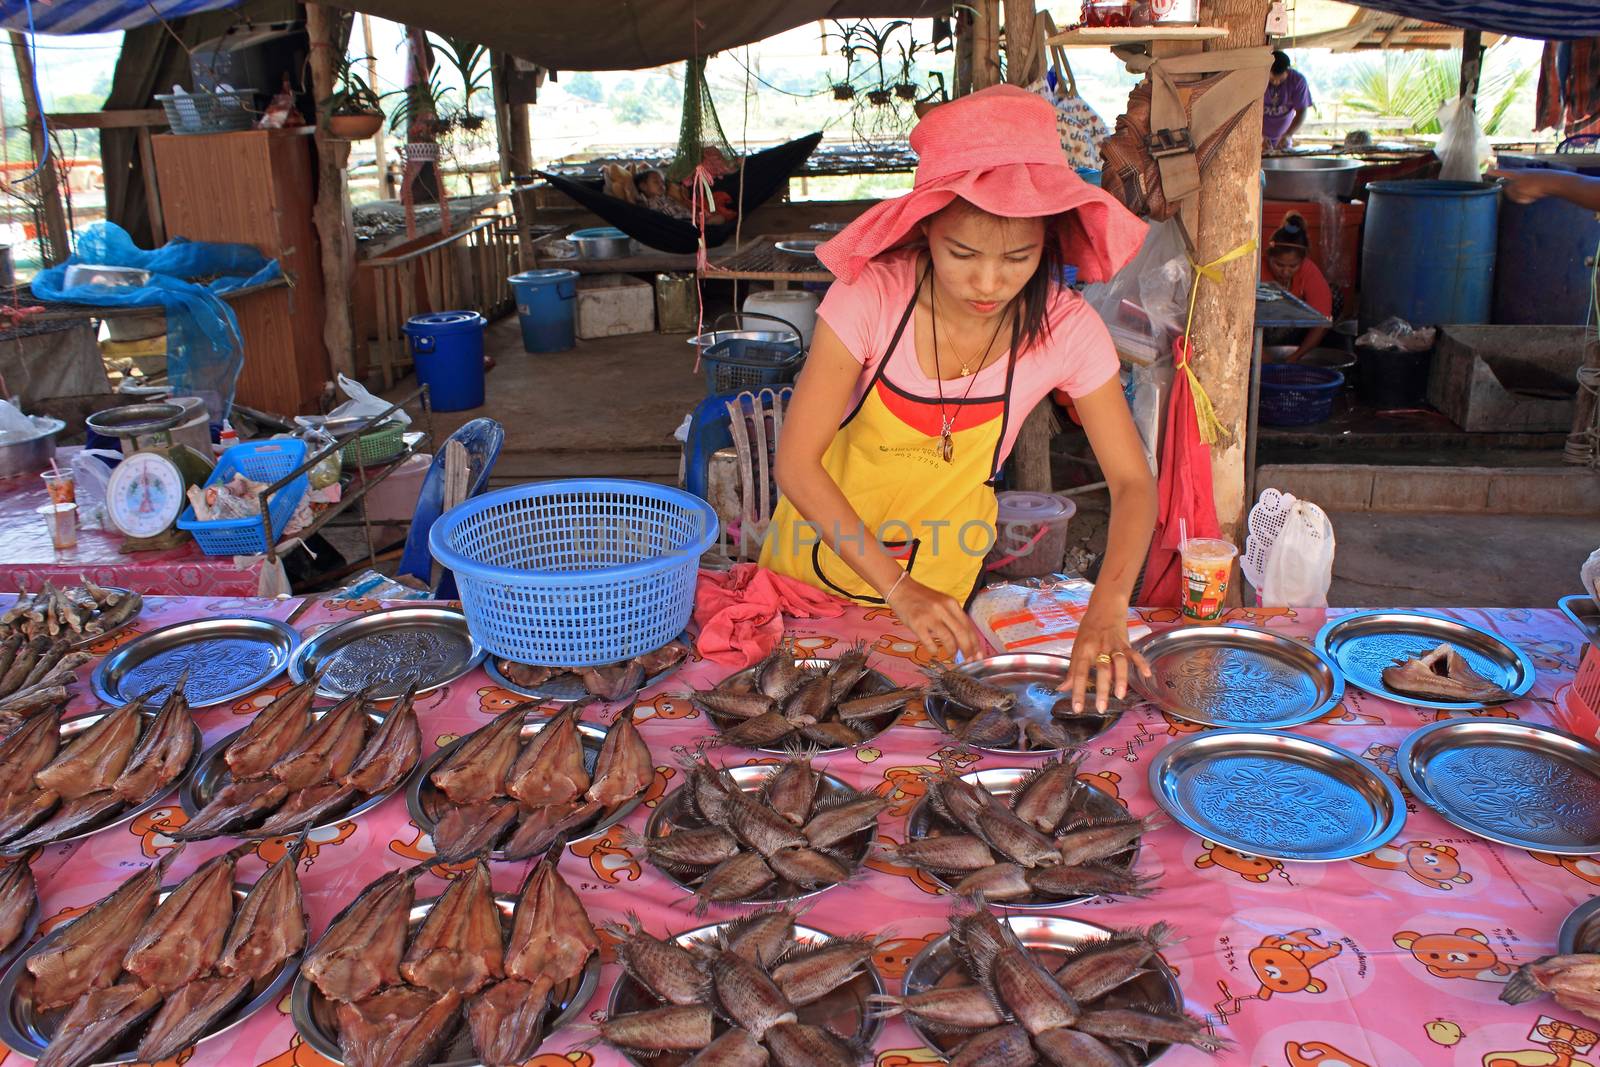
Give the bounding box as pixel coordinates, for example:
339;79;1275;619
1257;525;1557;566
1341;47;1534;136
566;72;603;104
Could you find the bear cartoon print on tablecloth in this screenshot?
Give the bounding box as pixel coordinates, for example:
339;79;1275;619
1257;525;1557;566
1393;922;1519;990
1251;1017;1430;1067
1354;840;1478;893
1210;908;1374;1029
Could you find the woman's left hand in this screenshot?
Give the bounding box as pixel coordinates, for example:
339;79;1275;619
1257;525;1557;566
1059;600;1152;713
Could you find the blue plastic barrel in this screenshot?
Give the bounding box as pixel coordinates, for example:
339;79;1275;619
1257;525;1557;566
508;269;578;353
1360;180;1500;328
402;311;486;412
1492;171;1600;325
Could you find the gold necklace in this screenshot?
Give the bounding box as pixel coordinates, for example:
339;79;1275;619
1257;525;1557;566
929;288;1010;463
932;291;1001;377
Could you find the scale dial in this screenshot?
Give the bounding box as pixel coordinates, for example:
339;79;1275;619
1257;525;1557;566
106;451;186;539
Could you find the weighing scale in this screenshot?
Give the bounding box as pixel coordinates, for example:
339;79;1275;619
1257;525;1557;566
85;403;215;552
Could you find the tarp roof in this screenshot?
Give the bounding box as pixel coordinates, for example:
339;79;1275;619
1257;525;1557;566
0;0;236;34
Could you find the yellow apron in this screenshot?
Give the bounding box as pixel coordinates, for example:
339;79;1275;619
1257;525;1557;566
760;282;1017;604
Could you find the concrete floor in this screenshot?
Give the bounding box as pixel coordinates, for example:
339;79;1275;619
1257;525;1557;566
378;315;1596;608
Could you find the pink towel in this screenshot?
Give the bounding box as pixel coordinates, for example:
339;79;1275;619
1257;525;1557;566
692;564;847;670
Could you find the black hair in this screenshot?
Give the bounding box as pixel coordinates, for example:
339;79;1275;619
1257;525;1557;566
1271;50;1291;75
1269;211;1310;255
633;168;664;192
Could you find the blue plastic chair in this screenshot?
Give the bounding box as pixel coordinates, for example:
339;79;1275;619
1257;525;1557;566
398;417;504;597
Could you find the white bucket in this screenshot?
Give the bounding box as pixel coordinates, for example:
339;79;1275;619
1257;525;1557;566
743;289;819;350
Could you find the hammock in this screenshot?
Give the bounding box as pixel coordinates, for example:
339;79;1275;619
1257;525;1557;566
536;133;822;255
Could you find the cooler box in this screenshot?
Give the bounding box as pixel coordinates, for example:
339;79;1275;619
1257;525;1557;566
576;274;655;339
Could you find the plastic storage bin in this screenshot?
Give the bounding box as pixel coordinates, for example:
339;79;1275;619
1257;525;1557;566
1259;364;1344;426
984;491;1077;579
403;311;486;412
509;269;578;352
177;437;309;556
702;334;804;394
429;479;719;666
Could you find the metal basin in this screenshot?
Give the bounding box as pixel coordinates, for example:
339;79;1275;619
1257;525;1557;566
0;417;63;480
569;227;631;259
1262;156;1364;200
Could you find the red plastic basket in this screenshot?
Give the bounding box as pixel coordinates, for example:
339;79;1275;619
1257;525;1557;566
1557;645;1600;741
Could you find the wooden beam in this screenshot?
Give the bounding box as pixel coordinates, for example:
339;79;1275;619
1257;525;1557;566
361;13;394;199
973;0;1002;90
9;31;69;266
45;109;166;130
1003;0;1042;86
306;4;357;380
1459;29;1483;104
954;8;975;96
136;128;165;246
1192;0;1272;544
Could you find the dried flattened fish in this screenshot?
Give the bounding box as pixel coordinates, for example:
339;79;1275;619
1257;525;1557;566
500;799;604;861
302;866;423;1003
717;710;797;749
135;973;253;1064
686;1027;770;1067
254;782;361;836
430;705;530;805
271;691;369;791
340;682;422;795
763;1020;868;1067
951;1023;1037;1067
399;858;504;995
626;825;741;870
0;708;60;795
336;985;464;1067
726;788;809;858
172;776;290;840
710;949;797;1040
762;754;820;826
503;857;599;987
35;696;145;800
218;831;308;981
432;798;520;862
585;710;654;808
467;974;555;1067
876;834;996;873
0;858;35;955
602;911;707;1005
1009;756;1083;835
110;685;196;805
35;980;163;1067
504;705;590;809
2;790;121;851
224;677;317;780
771;934;882;1007
693;850;777;913
800;794;889;850
123;842;248;993
595;1004;716;1054
1031;1026;1131;1067
1071;1007;1226;1052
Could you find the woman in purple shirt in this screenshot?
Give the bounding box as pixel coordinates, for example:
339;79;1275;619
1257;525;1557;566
1263;50;1313;151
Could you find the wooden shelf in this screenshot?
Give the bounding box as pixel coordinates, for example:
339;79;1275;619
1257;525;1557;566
1046;25;1228;47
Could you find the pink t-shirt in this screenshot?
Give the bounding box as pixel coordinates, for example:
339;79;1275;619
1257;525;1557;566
816;247;1121;466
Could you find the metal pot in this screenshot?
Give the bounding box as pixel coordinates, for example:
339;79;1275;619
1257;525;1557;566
686;310;802;353
568;227;632;259
1262;157;1364;201
0;417;64;480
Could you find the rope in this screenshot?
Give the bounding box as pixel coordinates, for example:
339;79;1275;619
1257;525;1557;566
1176;237;1258;447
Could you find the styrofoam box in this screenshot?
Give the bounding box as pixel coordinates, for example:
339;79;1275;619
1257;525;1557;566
576;273;656;339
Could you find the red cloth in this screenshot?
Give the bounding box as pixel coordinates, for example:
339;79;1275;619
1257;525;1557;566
693;563;847;669
1138;337;1222;608
1260;256;1332;319
817;84;1147;287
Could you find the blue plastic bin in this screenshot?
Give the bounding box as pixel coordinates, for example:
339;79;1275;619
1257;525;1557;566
176;438;309;556
1360;180;1499;328
1259;364;1344;427
702;335;803;394
429;479;719;666
508;269;578;353
403;311;486;411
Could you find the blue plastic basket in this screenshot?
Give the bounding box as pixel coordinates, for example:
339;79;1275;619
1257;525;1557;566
702;335;803;394
429;479;719;666
177;438;310;556
1259;364;1345;427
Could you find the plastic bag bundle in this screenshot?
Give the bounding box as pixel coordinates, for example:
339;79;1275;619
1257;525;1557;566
1081;218;1192;367
1356;316;1436;353
969;573;1151;659
326;373;411;426
1436;96;1495;182
1257;496;1335;608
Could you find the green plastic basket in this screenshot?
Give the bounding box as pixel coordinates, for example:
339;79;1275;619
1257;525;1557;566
340;421;405;467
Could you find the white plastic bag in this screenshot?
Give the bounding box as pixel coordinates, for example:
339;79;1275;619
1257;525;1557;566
327;372;411;426
1082;219;1192;367
70;449;121;531
970;573;1151;658
1582;545;1600;604
1260;499;1335;608
1436;96;1494;182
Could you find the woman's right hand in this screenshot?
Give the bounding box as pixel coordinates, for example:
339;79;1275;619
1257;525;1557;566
887;576;983;662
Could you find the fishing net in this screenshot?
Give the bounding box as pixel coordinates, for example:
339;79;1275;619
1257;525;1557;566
666;55;736;182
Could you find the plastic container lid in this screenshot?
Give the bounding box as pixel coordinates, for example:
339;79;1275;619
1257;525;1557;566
995;491;1076;527
509;269;578;285
403;311;486;335
570;227;628;239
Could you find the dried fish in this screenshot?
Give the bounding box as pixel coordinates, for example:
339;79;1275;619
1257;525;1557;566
717;904;801;968
1010;756;1083;835
975;805;1062;868
686;755;737;824
503;857;599;986
432;798;519;861
978;945;1080;1036
770;935;879;1006
254;782;360;836
0;708;59;794
303;866;423;1002
1054;816;1157;867
758;646;805;702
498;660;552;689
3;790;122;851
710;949;798;1040
783;675;833;727
869;984;1007;1032
135;973;252;1063
400;858;504;995
1071;1007;1225;1052
0;685;72;722
929;667;1019;713
340;683;421;795
800;794;889;850
799;721;864;748
695;689;779;721
1031;1026;1132;1067
579;661;646;701
951;1023;1038;1067
835;686;919;721
226;678;318;779
637;638;692;677
0;788;57;846
36;697;145;800
336;985;463;1067
505;706;589;809
825;642;872;702
687;1027;771;1067
1383;643;1518;704
0;858;34;954
123;843;248;993
596;1004;716;1053
627;825;741;869
766;845;852;888
953;862;1032;900
877;834;997;872
501;799;605;861
35;980;163;1067
763;1020;866;1067
763;754;820;826
1053;925;1175;1004
468;975;555;1067
0;636;50;696
603;912;707;1005
22;639;69;688
718;709;798;748
727;788;810;857
111;686;196;805
27;847;179;1012
430;706;531;805
1023;864;1155;899
694;850;777;912
1021;719;1078;752
172;776;289;839
956;705;1021;748
218;831;308;981
586;709;653;807
272;691;370;790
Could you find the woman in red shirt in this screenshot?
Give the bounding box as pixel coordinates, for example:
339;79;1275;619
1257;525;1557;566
1261;212;1331;360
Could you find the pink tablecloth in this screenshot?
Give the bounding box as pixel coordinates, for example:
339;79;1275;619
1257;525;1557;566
0;477;264;597
5;596;1599;1067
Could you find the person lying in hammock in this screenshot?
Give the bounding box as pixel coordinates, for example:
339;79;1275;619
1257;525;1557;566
633;166;735;225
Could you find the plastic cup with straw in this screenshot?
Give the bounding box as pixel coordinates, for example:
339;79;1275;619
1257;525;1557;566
41;457;74;506
1179;516;1237;622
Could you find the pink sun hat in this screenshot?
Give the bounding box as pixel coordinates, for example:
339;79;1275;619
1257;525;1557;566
817;84;1147;285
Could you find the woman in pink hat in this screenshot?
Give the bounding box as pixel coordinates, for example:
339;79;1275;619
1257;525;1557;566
759;85;1159;711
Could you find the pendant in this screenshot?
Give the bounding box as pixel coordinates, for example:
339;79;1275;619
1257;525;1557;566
940;429;954;463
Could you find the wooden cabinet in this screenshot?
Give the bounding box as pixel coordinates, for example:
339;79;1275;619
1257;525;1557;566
152;127;331;415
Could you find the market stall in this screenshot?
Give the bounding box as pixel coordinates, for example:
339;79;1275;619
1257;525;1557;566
0;584;1596;1066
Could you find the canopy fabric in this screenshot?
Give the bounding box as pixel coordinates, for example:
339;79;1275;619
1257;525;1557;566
0;0;239;34
1343;0;1600;41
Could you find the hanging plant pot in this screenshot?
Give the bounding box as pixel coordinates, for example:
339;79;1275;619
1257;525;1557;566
326;111;384;139
458;113;486;132
832;83;856;101
894;83;918;101
866;89;893;107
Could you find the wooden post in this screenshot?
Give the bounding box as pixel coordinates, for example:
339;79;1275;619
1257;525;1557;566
135;128;166;246
973;0;1002;90
361;14;394;199
306;4;358;380
8;31;69;265
1190;0;1271;542
1003;0;1043;87
955;9;975;96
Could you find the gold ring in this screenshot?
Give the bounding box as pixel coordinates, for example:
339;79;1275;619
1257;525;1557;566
1112;651;1128;659
1095;653;1113;666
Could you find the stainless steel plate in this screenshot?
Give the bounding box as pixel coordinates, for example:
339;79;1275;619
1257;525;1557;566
1149;729;1405;862
925;653;1123;753
903;766;1138;909
773;239;823;257
606;919;883;1067
643;764;878;907
707;657;907;754
1558;595;1600;653
180;709;411;841
1399;719;1600;854
484;633;690;703
93;616;300;709
902;915;1183;1065
407;714;644;862
0;706;203;856
291;608;483;701
1130;626;1343;729
0;882;301;1065
1559;895;1600;954
61;586;141;651
1316;610;1535;709
292;891;599;1067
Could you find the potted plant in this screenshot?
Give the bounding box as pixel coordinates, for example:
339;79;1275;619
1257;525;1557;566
320;55;385;139
832;82;856;101
866;88;893;106
894;40;922;100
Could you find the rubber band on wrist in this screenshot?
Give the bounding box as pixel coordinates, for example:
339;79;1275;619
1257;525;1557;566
884;571;909;603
